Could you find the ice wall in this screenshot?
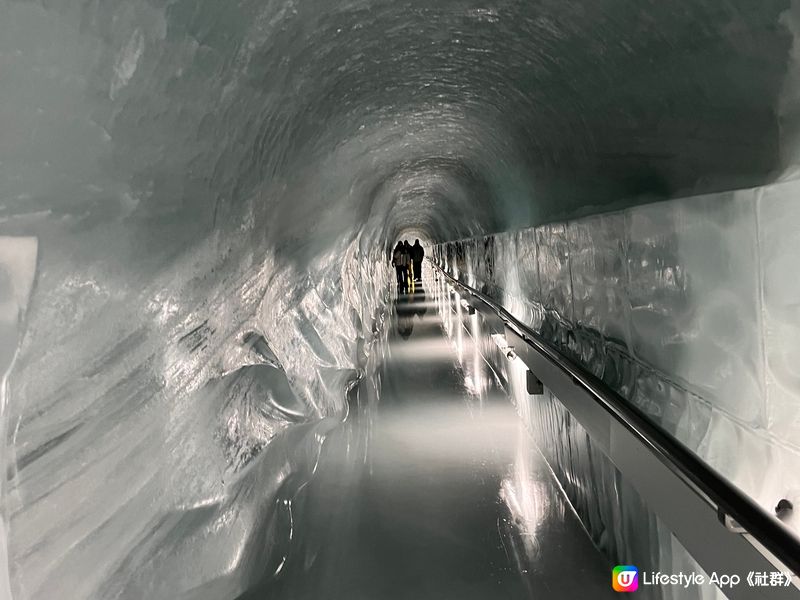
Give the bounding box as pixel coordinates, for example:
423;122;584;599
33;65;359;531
0;237;38;600
0;9;397;589
433;180;800;539
2;228;393;599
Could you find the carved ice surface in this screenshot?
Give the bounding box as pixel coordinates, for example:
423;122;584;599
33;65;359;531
1;230;389;599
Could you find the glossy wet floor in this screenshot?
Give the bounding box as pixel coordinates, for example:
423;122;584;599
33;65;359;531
261;276;614;600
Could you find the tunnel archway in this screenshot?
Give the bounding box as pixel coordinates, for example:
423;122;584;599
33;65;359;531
2;1;800;598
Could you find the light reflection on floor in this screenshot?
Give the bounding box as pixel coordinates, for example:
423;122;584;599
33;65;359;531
245;270;614;600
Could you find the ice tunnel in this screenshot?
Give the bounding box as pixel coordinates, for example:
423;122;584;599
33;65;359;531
2;0;800;598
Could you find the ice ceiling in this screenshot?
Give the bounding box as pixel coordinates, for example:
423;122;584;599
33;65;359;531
1;0;799;598
2;1;794;246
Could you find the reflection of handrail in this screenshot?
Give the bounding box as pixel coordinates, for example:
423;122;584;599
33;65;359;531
429;259;800;577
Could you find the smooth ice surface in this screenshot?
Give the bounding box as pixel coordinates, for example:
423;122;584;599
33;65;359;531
433;180;800;541
2;0;800;597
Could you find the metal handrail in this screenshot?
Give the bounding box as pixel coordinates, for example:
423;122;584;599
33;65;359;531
429;260;800;576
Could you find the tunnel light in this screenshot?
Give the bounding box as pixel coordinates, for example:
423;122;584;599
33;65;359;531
460;297;475;315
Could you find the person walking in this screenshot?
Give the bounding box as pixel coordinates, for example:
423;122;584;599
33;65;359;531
392;241;406;290
411;239;424;282
401;240;412;284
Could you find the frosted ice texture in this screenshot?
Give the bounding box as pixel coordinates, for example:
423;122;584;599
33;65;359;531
434;180;800;537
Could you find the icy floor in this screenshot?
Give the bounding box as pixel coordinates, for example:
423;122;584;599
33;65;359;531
237;275;614;599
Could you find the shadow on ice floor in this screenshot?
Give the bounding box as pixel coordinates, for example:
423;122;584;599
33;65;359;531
240;270;615;600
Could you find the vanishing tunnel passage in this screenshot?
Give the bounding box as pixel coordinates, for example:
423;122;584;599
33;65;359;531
1;1;800;599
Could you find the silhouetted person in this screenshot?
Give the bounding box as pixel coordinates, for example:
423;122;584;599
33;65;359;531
392;241;407;290
411;240;424;282
403;240;413;283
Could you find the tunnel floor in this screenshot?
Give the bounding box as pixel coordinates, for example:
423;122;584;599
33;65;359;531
248;270;615;600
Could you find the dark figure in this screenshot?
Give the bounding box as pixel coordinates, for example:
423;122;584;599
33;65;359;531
411;239;424;282
403;240;413;283
391;241;407;290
